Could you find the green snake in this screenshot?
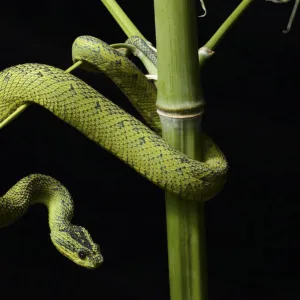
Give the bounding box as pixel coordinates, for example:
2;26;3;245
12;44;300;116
0;35;228;269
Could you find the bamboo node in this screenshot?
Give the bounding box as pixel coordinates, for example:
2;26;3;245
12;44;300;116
157;109;203;119
198;47;215;57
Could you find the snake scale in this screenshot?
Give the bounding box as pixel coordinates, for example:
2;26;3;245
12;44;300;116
0;35;228;269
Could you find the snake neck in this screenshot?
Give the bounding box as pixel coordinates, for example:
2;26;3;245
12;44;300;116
30;175;74;232
0;174;74;231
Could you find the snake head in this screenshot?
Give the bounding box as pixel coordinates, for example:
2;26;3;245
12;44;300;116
50;225;103;269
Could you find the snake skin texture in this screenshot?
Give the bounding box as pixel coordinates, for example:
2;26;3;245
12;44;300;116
0;62;227;201
0;36;228;268
126;36;158;67
72;35;161;133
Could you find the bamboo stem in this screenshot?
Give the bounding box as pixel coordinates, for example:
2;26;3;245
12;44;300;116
154;0;206;299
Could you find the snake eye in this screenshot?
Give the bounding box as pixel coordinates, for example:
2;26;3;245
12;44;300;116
78;250;87;260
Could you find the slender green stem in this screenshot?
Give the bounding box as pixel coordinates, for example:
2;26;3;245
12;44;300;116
154;0;206;299
110;43;136;52
0;105;28;129
199;0;254;66
100;0;146;39
65;60;83;73
282;0;299;33
0;61;83;130
205;0;253;50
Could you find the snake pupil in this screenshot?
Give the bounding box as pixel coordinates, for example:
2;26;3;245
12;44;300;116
78;250;87;259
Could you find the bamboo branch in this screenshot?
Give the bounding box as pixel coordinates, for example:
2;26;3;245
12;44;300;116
100;0;146;39
199;0;254;66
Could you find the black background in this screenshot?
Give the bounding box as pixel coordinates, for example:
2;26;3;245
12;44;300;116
0;0;300;299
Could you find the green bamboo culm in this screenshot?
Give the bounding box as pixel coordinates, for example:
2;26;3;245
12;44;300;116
154;0;207;300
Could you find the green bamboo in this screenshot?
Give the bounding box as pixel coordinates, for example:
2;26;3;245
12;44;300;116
0;61;83;130
154;0;206;300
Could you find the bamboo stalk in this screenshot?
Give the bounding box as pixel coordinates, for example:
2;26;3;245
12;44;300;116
154;0;206;299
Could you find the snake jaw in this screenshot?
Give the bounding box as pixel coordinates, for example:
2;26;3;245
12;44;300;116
51;237;104;269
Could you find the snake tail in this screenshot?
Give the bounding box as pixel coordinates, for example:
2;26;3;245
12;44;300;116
125;36;158;67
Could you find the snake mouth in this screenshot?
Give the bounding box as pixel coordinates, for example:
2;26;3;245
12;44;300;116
88;251;104;269
84;256;104;270
93;256;104;268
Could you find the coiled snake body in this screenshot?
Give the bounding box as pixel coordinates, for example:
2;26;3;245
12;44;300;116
0;36;228;268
